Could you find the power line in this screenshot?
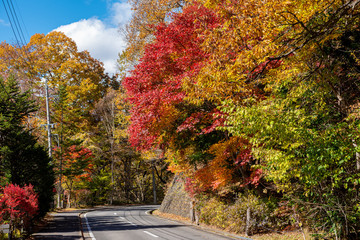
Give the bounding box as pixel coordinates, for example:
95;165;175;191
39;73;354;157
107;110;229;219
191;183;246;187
13;0;30;40
7;0;27;45
1;0;36;78
2;0;27;46
1;1;54;161
0;0;34;106
1;0;21;46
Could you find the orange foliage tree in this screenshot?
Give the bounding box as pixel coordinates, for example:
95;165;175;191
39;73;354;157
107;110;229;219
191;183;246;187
54;145;94;208
123;4;262;196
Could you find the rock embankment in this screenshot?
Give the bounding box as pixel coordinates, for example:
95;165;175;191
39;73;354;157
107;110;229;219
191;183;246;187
158;174;191;219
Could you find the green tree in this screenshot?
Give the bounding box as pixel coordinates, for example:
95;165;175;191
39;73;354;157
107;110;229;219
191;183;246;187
91;88;160;204
0;76;54;216
221;3;360;237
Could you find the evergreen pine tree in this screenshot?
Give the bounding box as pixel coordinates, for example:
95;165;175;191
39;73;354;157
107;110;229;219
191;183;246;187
0;76;54;216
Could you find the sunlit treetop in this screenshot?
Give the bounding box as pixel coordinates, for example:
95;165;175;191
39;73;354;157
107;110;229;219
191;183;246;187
183;0;360;104
124;4;219;150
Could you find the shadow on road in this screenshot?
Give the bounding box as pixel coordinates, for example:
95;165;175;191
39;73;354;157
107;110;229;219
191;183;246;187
33;211;82;240
87;215;185;232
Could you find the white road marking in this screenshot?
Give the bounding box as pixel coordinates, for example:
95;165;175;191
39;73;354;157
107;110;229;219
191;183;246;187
114;212;117;215
143;231;159;238
125;220;137;226
119;217;125;220
84;213;96;240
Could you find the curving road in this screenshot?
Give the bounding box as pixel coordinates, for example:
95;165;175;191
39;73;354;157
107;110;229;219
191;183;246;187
83;205;249;240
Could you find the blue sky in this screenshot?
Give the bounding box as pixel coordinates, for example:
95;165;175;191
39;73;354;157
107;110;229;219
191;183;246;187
0;0;132;75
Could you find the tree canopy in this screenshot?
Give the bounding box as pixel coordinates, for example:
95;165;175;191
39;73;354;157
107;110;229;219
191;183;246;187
122;0;360;238
0;76;54;216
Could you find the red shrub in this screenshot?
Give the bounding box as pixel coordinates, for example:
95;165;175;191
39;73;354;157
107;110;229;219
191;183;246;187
0;183;38;233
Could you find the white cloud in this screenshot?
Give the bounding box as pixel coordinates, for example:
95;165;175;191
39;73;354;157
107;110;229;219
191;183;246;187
0;19;10;27
111;2;132;26
53;1;132;75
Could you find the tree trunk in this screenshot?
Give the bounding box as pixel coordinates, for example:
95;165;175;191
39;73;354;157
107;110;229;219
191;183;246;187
110;139;114;205
352;140;360;171
8;219;13;240
67;189;71;208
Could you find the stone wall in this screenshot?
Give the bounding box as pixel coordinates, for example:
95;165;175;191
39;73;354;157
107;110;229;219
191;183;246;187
158;174;191;219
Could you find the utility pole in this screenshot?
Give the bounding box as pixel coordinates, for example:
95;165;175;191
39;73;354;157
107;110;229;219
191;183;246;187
45;78;52;158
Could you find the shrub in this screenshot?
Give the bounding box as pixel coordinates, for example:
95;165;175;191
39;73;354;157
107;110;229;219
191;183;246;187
197;193;294;235
0;184;38;237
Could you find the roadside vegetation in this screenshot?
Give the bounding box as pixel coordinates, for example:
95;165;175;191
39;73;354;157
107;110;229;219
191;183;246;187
0;0;359;239
0;33;168;237
121;0;360;239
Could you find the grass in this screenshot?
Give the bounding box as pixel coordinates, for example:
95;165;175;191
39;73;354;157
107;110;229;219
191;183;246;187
252;230;313;240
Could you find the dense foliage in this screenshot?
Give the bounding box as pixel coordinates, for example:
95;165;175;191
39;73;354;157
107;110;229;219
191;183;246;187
1;0;359;238
0;77;54;217
0;184;38;237
123;0;360;238
0;32;167;210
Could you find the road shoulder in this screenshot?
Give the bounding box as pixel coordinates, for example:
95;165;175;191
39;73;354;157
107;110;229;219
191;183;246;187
151;208;253;240
32;209;83;240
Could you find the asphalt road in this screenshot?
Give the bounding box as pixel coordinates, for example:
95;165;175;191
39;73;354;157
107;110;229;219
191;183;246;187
83;205;246;240
33;210;83;239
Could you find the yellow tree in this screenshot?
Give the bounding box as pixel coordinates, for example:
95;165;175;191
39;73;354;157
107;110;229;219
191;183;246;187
121;0;186;66
0;31;111;140
183;0;359;105
0;32;114;208
191;0;360;237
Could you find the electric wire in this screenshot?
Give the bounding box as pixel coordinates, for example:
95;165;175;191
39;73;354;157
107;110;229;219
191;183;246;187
5;0;23;45
13;0;30;40
1;0;21;46
1;0;53;149
7;0;27;45
0;1;12;97
1;0;35;77
0;0;31;97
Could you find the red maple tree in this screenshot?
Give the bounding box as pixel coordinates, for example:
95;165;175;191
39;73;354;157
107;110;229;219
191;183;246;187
124;4;219;150
0;184;38;235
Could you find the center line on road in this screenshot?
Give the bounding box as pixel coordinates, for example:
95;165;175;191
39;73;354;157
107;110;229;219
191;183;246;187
126;221;137;226
143;231;159;238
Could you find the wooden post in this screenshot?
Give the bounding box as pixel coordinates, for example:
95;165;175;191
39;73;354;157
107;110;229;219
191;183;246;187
152;164;157;204
190;199;195;223
245;206;251;236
